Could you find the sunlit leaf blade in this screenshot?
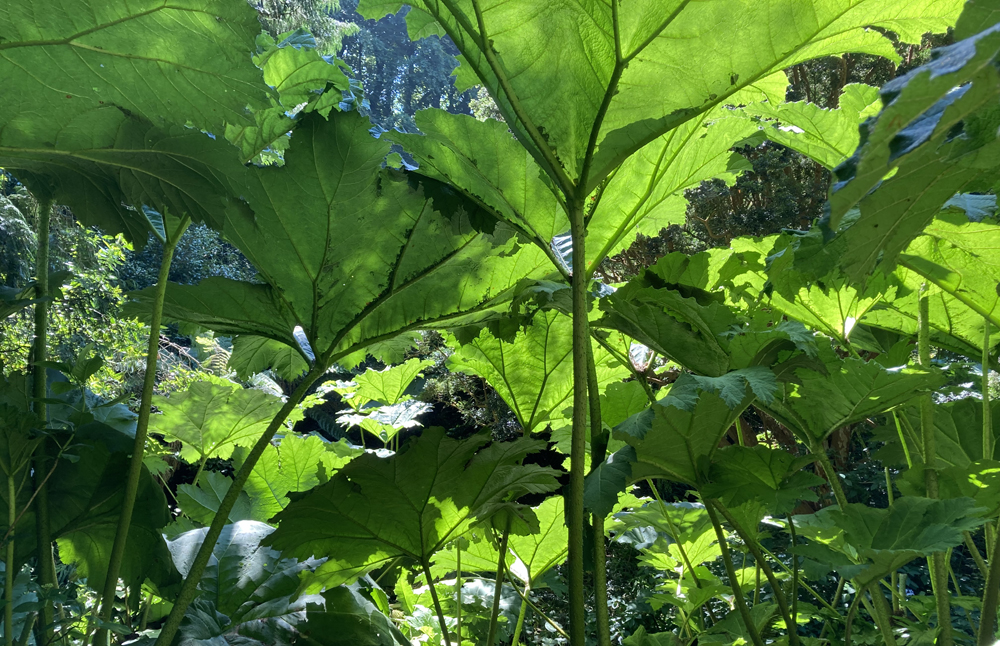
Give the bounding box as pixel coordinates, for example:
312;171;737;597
506;496;567;586
177;471;254;527
793;497;984;587
235;434;362;523
615;501;720;567
361;0;962;189
390;110;568;248
142;111;550;364
229;336;310;381
0;0;269;136
149;380;292;464
169;520;321;645
354;358;433;406
596;283;737;377
226;30;352;163
767;270;895;345
616;384;752;486
827;24;1000;230
48;427;175;591
862;264;998;358
749;84;881;170
301;586;410;646
266;429;560;592
585;110;761;271
897;214;1000;330
703;446;823;515
0;113;256;243
585;447;638;517
885;398;1000;469
763;354;943;444
448;311;629;433
130;278;301;350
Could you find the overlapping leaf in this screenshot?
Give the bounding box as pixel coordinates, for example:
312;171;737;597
448;311;629;433
149;380;294;465
0;1;268;135
615;379;754;485
749;84;881;170
361;0;962;190
763;353;943;444
266;429;560;591
823;25;1000;279
703;446;824;514
169;521;322;646
793;497;984;588
134;111;550;370
235;434;362;523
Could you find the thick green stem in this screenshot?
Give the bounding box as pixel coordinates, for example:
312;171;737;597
510;582;530;645
712;501;799;646
886;469;900;615
455;541;462;644
486;522;510;646
586;343;611;646
985;322;993;460
5;475;15;646
918;285;952;646
29;197;56;645
154;366;323;646
704;501;764;646
813;445;849;509
422;559;452;646
95;217;191;646
979;522;1000;645
511;582;569;639
867;584;898;646
965;531;989;579
567;197;588;646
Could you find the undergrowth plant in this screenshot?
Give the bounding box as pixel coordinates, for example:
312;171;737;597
4;1;1000;646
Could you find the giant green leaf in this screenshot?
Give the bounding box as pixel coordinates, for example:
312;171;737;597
361;0;962;190
229;336;310;382
703;446;824;515
862;264;998;359
596;282;737;377
749;84;881;170
827;24;1000;230
300;587;410;646
169;520;321;646
824;26;1000;279
266;429;560;591
792;497;985;588
354;358;434;407
886;398;1000;469
506;496;567;587
0;1;268;136
390;110;568;254
235;434;362;523
615;502;721;567
447;311;629;433
584;108;764;271
0;384;175;588
897;214;1000;332
177;472;254;527
763;353;943;444
0;0;271;243
616;379;754;486
136;111;550;368
226;29;351;164
49;429;175;592
1;114;257;243
149;380;293;465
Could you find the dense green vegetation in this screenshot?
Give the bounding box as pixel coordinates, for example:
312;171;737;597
4;1;1000;645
